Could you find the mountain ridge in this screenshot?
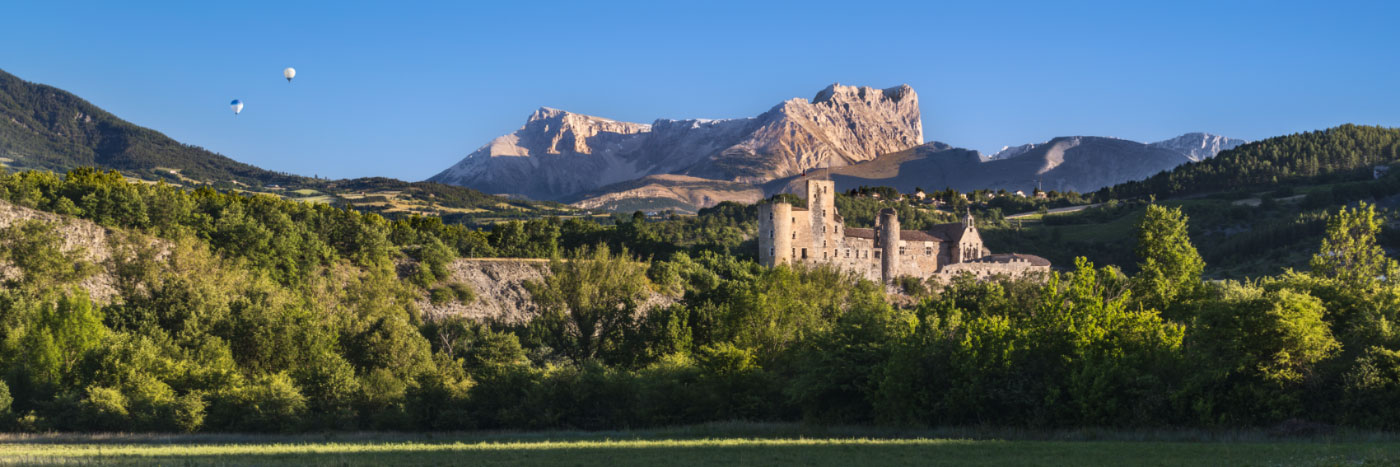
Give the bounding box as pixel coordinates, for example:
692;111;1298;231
428;83;924;200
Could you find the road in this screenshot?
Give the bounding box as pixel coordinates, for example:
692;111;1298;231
1005;203;1101;219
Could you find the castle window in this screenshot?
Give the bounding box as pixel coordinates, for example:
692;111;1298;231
899;247;906;256
802;248;808;259
845;249;850;258
823;251;827;259
769;230;774;239
823;240;827;247
769;247;774;256
926;247;933;256
792;232;796;239
792;248;796;257
768;212;773;220
875;251;881;259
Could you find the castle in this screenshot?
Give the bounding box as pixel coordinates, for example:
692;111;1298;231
758;179;1050;284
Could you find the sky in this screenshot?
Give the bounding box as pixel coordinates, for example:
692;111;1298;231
3;0;1399;181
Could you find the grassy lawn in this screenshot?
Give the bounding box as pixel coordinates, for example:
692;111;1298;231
4;427;1400;466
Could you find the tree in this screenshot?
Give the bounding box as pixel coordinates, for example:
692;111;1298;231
1183;283;1339;423
1132;204;1205;312
527;245;651;364
1311;202;1397;287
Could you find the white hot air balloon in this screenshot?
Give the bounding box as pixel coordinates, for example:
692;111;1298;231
230;99;243;115
283;67;296;83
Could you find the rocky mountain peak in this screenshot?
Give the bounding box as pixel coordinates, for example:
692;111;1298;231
1149;132;1248;161
514;107;650;156
812;83;917;105
431;83;927;200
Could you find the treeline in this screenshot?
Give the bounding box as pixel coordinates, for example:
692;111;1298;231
1100;124;1400;200
2;167;1400;432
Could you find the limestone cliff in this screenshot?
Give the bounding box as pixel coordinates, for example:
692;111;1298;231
0;200;118;302
415;258;677;324
427;83;923;200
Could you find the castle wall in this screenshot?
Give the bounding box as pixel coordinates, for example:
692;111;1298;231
893;239;941;280
937;259;1049;280
830;236;881;282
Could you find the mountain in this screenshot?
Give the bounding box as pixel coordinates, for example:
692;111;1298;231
428;83;923;200
0;68;303;187
768;134;1233;196
1149;132;1247;162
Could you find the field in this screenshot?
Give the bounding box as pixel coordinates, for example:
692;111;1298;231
4;426;1400;466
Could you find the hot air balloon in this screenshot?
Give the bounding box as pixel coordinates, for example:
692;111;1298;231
230;99;243;115
283;67;296;83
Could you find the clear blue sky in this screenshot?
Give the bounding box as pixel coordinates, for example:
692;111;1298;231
5;0;1398;181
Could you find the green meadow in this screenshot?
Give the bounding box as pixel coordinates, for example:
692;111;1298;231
4;427;1400;466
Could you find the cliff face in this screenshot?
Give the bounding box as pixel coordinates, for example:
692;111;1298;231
0;200;118;302
415;258;677;324
428;83;924;200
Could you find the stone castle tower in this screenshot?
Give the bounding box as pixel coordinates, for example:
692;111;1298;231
758;179;1050;284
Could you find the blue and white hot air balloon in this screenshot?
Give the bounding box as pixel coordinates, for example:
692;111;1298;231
230;99;243;115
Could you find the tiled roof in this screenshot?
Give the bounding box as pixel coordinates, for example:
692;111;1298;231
844;228;876;239
899;230;942;242
976;253;1052;267
923;222;967;242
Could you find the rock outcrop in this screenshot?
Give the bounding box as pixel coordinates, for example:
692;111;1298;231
415;258;678;324
428;84;923;201
0;200;118;302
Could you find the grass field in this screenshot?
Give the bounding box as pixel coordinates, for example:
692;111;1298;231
4;425;1400;466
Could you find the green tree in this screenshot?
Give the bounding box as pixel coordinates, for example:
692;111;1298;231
1310;202;1397;287
527;245;652;364
1183;283;1339;424
1132;204;1205;312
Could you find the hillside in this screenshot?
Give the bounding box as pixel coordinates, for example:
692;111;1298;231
428;83;923;200
567;174;763;214
0;69;574;222
1102;124;1400;200
0;68;303;187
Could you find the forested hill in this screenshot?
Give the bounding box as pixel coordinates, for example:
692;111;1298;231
1099;124;1400;200
0;69;305;187
0;69;573;220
